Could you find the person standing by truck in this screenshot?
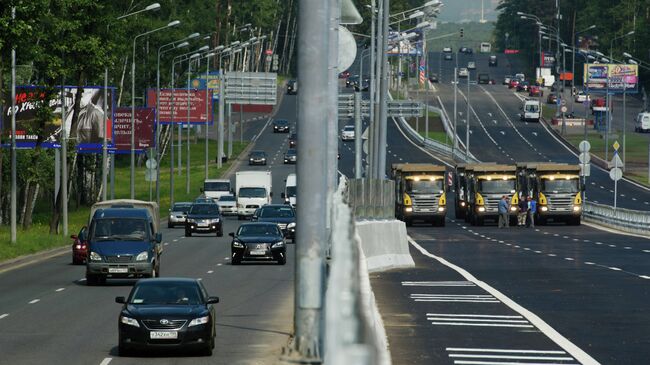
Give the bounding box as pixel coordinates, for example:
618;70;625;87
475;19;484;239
517;195;528;226
526;196;537;228
498;195;510;228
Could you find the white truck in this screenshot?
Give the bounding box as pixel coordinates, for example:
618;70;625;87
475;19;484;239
235;171;272;219
521;99;541;122
282;173;297;208
202;179;232;200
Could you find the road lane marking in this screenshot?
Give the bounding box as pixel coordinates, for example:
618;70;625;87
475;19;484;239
449;354;575;361
431;322;533;328
0;314;8;320
28;299;40;304
402;281;475;287
446;348;568;354
55;288;65;292
547;254;557;257
639;275;650;280
585;262;595;265
207;270;214;274
564;258;574;261
409;239;600;365
99;358;112;365
609;267;622;271
216;263;223;266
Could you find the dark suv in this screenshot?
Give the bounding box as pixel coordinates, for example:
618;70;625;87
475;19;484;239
251;204;296;241
185;203;223;237
273;119;290;133
288;133;297;148
287;80;298;95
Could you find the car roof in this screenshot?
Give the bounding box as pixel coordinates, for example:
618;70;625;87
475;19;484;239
250;150;265;154
135;277;200;285
274;119;288;123
240;221;283;226
93;208;150;220
260;204;294;209
173;201;192;205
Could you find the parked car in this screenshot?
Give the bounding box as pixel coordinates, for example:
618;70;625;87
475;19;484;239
467;61;476;70
286;80;298;95
251;204;296;241
216;195;237;216
185;203;223;237
508;79;520;88
516;81;530;92
71;226;88;265
248;151;267;166
229;222;287;265
340;125;355;141
168;202;192;228
528;85;543;97
574;91;590;103
457;68;469;78
444;53;453;61
288;133;297;148
503;75;513;85
283;148;297;164
115;278;218;356
272;119;290;133
546;93;558;104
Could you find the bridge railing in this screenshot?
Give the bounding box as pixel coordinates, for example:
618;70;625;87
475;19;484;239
583;201;650;236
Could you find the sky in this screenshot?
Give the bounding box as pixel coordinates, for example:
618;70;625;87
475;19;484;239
437;0;499;23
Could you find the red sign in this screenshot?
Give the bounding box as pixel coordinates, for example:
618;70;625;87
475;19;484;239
146;88;212;124
113;108;155;152
504;49;520;54
265;49;273;55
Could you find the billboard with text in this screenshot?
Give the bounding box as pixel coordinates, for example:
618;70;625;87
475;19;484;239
110;107;155;154
583;63;639;94
146;88;213;124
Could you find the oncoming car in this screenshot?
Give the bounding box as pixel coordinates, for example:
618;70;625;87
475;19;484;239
340;125;355;141
185;203;223;237
248;151;267;166
251;204;296;241
229;222;287;265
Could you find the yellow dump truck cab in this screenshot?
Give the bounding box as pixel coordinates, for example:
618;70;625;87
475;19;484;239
391;163;447;227
465;164;521;226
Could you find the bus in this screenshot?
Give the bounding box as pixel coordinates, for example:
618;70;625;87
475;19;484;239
480;42;492;53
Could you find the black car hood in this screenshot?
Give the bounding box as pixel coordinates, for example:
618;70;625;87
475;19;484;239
187;214;220;219
256;217;294;224
126;304;207;318
236;235;283;244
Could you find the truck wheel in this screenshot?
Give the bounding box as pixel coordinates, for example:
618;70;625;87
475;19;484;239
237;215;243;221
476;217;484;226
568;217;581;226
405;218;413;227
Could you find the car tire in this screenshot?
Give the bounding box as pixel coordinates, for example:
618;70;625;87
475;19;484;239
237;215;244;221
232;257;241;265
86;273;98;286
167;221;173;228
405;218;413;227
217;229;223;237
118;343;131;357
185;229;192;237
278;255;287;265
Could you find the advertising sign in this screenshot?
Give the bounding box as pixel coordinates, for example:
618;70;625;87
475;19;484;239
190;71;221;100
583;63;639;94
111;107;155;153
146;88;213;124
387;30;423;56
1;86;113;149
541;52;556;68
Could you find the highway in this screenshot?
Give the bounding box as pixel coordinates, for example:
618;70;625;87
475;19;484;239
0;95;299;365
332;51;650;364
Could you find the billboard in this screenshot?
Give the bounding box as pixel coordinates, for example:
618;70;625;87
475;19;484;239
190;71;221;100
387;30;423;56
541;52;556;68
1;86;114;149
146;88;213;124
583;63;639;93
111;107;155;154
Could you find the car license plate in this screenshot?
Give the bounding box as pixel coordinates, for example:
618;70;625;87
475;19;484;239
198;223;208;227
108;268;128;273
150;331;178;339
250;249;266;256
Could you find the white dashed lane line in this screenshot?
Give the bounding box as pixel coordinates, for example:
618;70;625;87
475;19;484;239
28;299;40;304
55;288;65;292
0;314;8;320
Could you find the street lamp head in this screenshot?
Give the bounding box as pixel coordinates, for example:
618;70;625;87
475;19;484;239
203;35;211;40
415;21;430;29
230;41;240;46
408;10;424;19
214;45;224;51
595;51;604;57
424;0;441;6
587;55;596;60
623;52;633;58
627;30;635;35
249;37;258;42
628;59;638;65
588;25;596;30
601;57;610;63
536;21;543;26
175;41;189;49
189;53;200;59
542;36;550;40
259;35;267;40
145;3;161;11
205;52;216;58
516;11;524;15
167;20;181;27
222;47;231;53
561;42;568;47
186;32;200;40
197;45;209;52
241;42;250;47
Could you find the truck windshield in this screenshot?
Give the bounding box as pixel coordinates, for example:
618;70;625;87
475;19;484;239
405;180;444;194
525;104;539;113
479;180;515;194
541;179;579;193
239;187;267;198
286;186;297;198
91;218;148;241
204;182;230;191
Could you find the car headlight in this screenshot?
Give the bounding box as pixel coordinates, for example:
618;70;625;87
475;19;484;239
510;206;518;212
120;316;140;328
211;218;220;223
405;207;413;212
233;241;244;248
477;206;486;212
573;205;581;212
186;218;195;223
438;207;445;212
89;251;102;261
460;202;466;207
188;316;210;327
272;241;284;248
136;251;148;261
287;222;296;228
540;206;549;212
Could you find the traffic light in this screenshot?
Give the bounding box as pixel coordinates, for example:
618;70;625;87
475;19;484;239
460;28;464;38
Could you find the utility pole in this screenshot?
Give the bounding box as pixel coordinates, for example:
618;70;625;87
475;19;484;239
452;67;458;159
377;0;390;179
466;72;470;159
354;91;362;178
10;7;17;243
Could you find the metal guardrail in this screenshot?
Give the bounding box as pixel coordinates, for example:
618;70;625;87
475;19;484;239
346;178;395;219
583;201;650;236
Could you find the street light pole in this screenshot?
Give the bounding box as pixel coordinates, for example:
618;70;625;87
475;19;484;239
377;0;390;178
10;6;16;243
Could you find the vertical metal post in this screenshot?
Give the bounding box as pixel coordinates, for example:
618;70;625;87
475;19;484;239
369;0;376;177
326;0;340;233
623;85;627;171
561;47;567;135
61;90;68;236
155;49;162;204
452;67;458;159
110;154;115;199
186;59;191;194
170;63;176;205
103;66;108;202
371;0;382;178
425;104;429;142
584;64;589;142
614;155;618;209
605;71;610;161
217;73;225;168
354;91;362;178
10;6;17;243
205;55;210;180
466;72;470;159
292;0;328;360
377;0;390;179
131;41;137;199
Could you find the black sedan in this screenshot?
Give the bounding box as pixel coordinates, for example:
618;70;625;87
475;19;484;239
283;148;297;164
230;222;287;265
288;133;297;148
248;150;267;165
115;278;218;356
185;203;223;237
251;204;296;241
272;119;290;133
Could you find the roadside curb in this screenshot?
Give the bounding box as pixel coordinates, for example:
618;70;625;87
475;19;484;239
0;246;69;275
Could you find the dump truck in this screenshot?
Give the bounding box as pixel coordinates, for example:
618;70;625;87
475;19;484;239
391;163;447;226
453;163;492;220
462;164;521;226
518;163;583;225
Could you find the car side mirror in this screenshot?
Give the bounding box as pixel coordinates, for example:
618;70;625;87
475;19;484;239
207;296;220;304
270;192;273;198
228;232;235;237
115;296;126;304
281;192;286;199
155;233;162;243
200;188;204;193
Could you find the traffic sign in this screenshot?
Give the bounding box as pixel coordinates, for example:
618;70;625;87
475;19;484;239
265;49;273;55
579;140;591;152
579;152;590;164
608;152;624;168
145;169;157;182
561;99;567;106
580;163;591;177
561;105;568;113
609;167;623;181
145;159;158;169
613;140;620;151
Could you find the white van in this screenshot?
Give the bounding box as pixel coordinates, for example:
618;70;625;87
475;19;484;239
202;179;231;200
635;112;650;133
521;99;541;122
282;173;297;208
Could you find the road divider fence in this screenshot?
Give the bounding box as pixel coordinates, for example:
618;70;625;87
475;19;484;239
583;201;650;236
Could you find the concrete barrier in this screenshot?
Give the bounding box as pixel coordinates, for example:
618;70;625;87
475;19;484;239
355;219;415;272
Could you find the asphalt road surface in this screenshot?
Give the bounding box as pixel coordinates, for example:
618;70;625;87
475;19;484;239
0;94;299;365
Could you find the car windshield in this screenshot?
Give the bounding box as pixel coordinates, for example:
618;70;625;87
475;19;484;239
479;179;516;194
91;218;148;241
189;204;219;215
129;282;203;305
275;120;288;125
542;179;579;193
259;206;295;218
250;152;265;158
286;186;297;198
405;179;444;194
343;126;354;131
238;224;281;236
239;187;267;198
286;149;296;156
172;203;191;212
219;195;235;202
525;104;540;113
204;181;230;191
